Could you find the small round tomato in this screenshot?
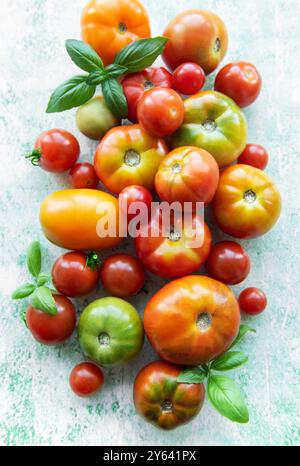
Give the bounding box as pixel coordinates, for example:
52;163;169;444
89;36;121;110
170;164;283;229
26;129;80;173
122;67;173;122
173;63;206;95
137;87;184;138
238;144;269;170
214;62;262;108
76;96;119;140
70;163;99;189
100;254;145;298
119;185;153;223
239;288;267;316
134;361;205;430
70;362;104;397
26;294;76;345
206;241;250;285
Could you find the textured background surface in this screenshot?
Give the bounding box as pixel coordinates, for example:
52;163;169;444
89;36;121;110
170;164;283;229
0;0;299;446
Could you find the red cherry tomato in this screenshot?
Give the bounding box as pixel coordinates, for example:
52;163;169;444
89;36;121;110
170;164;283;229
173;62;206;95
137;87;184;138
238;144;269;170
26;294;76;345
70;362;104;397
119;185;153;223
100;254;145;298
214;62;262;108
69;163;99;189
206;241;250;285
239;288;267;315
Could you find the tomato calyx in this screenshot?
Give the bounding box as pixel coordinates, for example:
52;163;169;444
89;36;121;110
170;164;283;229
202;119;217;133
25;147;42;166
243;189;257;203
118;22;127;34
161;399;173;413
98;332;110;347
86;251;101;271
124;149;141;167
144;80;154;90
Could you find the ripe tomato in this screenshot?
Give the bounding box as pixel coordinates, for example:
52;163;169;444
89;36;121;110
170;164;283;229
213;165;281;239
238;144;269;170
239;288;267;316
70;163;99;189
119;185;153;223
81;0;151;66
122;67;173;122
100;254;145;298
155;146;219;205
144;275;240;365
70;362;104;397
76;96;119;141
215;62;262;108
162;10;228;74
137;87;184;138
173;63;206;95
27;129;80;173
26;294;76;345
94;125;168;194
206;241;250;285
134;361;205;430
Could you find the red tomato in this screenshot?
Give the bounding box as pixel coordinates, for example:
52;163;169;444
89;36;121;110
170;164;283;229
173;62;206;95
100;254;145;298
239;288;267;316
122;67;173;122
70;362;104;397
214;62;262;108
206;241;250;285
69;163;99;189
137;87;184;138
26;294;76;345
238;144;269;170
119;185;153;223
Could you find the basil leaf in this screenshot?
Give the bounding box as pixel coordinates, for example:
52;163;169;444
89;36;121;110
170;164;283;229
207;375;249;424
105;64;128;79
211;352;248;372
115;36;168;72
46;75;96;113
229;324;256;349
177;367;206;384
30;287;58;316
102;78;128;118
12;283;36;300
87;69;108;86
27;241;41;277
37;273;51;287
65;39;104;72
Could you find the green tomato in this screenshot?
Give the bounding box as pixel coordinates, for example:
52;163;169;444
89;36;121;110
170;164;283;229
171;90;247;167
78;297;144;367
76;96;119;140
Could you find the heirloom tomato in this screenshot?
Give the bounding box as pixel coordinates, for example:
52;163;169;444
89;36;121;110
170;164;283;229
213;165;281;239
70;362;104;398
171;90;247;167
144;275;240;365
76;96;119;140
70;163;99;189
134;361;205;430
119;185;153;223
239;288;267;316
173;62;206;95
238;144;269;170
205;241;250;285
100;254;145;298
94;125;168;194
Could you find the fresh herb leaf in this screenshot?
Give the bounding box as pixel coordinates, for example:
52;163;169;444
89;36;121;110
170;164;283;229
65;39;104;72
86;69;108;85
105;64;128;79
12;283;36;300
102;78;128;118
114;36;168;72
27;241;41;278
230;324;256;349
177;367;206;384
30;287;58;316
37;273;51;287
46;75;96;113
86;252;101;271
211;351;248;372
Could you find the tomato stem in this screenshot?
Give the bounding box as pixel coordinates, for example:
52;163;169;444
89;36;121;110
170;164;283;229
86;252;101;271
25;147;42;166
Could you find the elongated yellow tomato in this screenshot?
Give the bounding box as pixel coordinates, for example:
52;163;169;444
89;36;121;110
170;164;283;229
40;189;122;250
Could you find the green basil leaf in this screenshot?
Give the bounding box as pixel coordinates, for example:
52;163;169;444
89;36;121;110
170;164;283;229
30;287;58;316
177;367;206;384
46;75;96;113
105;64;128;79
86;69;108;85
102;78;128;118
37;273;51;287
65;39;104;72
207;375;249;424
229;324;256;349
114;36;168;72
211;352;248;372
27;241;41;277
12;283;36;300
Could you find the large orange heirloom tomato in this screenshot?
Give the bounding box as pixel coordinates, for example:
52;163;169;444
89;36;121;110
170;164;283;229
144;275;240;366
40;189;121;250
94;125;168;194
213;165;281;239
134;361;205;430
81;0;151;66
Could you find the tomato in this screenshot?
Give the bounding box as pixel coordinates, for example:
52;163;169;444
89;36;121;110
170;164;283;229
213;165;281;239
119;185;153;223
173;63;206;95
26;129;80;173
40;189;122;250
206;241;250;285
137;87;184;138
100;254;145;298
122;67;173;122
78;297;144;366
215;62;262;108
239;288;267;316
70;163;99;189
26;294;76;345
70;362;104;397
171;91;248;167
238;144;269;170
144;275;240;365
135;210;212;279
81;0;151;66
155;146;219;205
134;361;205;430
94;125;168;194
76;96;119;140
162;10;228;74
